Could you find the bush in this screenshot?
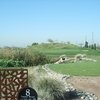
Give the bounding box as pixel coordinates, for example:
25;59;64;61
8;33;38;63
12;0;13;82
0;59;6;67
37;78;65;100
0;48;13;59
13;49;29;60
28;67;66;100
5;59;16;67
0;59;25;67
32;52;49;66
12;50;49;66
0;47;50;67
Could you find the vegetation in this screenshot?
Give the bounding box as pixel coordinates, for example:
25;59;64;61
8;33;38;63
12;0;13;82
0;43;77;67
37;78;65;100
49;62;100;76
0;59;25;67
28;67;67;100
0;47;49;67
29;42;99;57
0;42;100;99
0;42;99;77
84;41;88;48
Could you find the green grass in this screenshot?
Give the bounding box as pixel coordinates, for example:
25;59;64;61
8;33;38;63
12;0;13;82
29;43;100;58
49;62;100;76
43;49;81;56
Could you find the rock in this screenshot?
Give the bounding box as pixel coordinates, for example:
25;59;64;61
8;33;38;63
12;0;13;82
55;54;96;64
42;64;99;100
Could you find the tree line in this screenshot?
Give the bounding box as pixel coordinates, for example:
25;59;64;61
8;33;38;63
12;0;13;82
85;41;96;50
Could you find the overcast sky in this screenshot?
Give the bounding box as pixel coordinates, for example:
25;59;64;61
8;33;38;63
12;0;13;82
0;0;100;47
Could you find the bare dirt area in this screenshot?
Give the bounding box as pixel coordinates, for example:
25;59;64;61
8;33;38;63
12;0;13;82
67;76;100;98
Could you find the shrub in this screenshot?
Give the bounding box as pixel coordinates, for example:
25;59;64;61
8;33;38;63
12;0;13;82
5;59;16;67
0;59;25;67
32;52;49;66
37;78;65;100
0;59;6;67
12;49;34;66
0;47;50;67
0;48;13;59
28;67;66;100
13;50;49;66
15;60;25;67
13;49;27;60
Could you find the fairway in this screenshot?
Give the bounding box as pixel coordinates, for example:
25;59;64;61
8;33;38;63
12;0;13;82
49;62;100;76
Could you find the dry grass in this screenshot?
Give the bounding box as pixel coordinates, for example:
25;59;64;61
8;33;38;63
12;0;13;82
27;66;66;100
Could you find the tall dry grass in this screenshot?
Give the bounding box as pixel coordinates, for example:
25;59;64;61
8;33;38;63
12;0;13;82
0;47;49;67
27;67;66;100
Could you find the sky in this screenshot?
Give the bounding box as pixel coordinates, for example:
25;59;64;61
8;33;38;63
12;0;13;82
0;0;100;47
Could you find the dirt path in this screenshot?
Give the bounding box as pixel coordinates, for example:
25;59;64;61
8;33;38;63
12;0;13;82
67;76;100;98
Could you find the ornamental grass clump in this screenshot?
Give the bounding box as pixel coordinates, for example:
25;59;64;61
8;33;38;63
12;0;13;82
37;78;66;100
28;67;69;100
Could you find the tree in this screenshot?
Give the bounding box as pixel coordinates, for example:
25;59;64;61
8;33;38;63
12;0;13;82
84;41;88;48
32;42;38;46
91;44;94;49
94;43;96;50
90;43;96;50
47;39;54;43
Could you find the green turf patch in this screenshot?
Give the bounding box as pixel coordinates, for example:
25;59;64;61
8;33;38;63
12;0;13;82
49;62;100;76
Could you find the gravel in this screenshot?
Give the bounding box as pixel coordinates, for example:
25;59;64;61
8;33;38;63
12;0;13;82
43;64;100;100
